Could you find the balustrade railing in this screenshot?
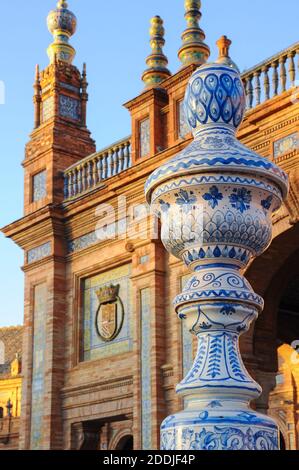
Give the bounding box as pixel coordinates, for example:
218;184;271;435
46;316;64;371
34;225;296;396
64;136;131;199
242;41;299;109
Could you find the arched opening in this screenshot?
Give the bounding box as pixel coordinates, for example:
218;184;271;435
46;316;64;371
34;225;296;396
251;244;299;450
0;407;3;419
115;435;134;450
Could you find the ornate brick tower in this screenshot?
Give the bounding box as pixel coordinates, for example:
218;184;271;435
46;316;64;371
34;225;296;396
24;0;95;215
5;1;95;450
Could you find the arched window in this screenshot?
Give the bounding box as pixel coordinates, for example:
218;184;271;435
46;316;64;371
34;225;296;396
0;407;3;419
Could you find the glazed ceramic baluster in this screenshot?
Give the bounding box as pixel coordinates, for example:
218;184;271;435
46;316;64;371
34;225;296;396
145;36;289;451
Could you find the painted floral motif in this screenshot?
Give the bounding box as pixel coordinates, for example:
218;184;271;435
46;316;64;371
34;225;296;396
161;426;278;451
261;195;273;212
220;305;236;316
229;188;252;213
175;189;197;213
202;185;223;209
159;199;170;213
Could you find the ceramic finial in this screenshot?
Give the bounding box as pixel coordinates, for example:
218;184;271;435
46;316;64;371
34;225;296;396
47;0;77;64
178;0;210;67
216;35;239;71
142;16;171;89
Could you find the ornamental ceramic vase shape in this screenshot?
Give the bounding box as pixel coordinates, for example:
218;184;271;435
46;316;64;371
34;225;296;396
145;37;289;451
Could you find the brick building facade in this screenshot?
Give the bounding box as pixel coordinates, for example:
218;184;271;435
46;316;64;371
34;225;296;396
1;1;299;450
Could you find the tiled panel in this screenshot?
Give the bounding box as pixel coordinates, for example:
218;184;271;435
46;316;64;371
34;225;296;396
68;219;127;253
83;264;132;361
274;132;299;158
140;288;152;450
59;94;81;121
140;118;150;158
178;99;190;139
181;274;193;377
27;242;51;264
32;170;47;202
42;96;54;122
59;82;80;94
30;283;47;450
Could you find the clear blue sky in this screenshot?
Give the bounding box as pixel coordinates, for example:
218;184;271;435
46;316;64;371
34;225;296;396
0;0;298;327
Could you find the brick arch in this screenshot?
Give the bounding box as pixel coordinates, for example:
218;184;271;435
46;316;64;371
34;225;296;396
109;428;133;450
243;222;299;447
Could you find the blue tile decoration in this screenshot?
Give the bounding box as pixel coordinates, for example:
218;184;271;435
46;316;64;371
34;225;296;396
42;96;54;122
83;264;132;361
178;99;190;139
27;242;51;264
59;94;81;120
30;283;47;450
181;275;193;377
68;219;127;253
140;288;152;450
32;170;47;202
274;132;299;158
59;82;80;94
68;231;97;253
140;118;150;158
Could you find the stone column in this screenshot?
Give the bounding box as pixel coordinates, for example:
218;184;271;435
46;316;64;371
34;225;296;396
145;37;289;451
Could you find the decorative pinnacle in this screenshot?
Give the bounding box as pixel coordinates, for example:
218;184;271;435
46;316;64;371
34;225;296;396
34;64;40;83
178;0;210;68
82;63;88;93
47;0;77;64
142;16;171;89
216;35;239;71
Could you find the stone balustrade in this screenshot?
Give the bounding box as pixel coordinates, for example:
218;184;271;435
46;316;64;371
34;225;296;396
242;41;299;109
64;137;131;199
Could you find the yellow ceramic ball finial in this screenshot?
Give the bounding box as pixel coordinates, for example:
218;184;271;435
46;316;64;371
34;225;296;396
57;0;68;8
178;0;210;67
216;35;239;71
47;0;77;65
142;16;171;90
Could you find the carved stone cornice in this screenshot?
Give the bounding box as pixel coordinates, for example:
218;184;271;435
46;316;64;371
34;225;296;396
1;204;65;250
61;375;133;400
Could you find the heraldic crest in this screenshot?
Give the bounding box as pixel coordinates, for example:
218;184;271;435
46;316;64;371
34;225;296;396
95;284;124;342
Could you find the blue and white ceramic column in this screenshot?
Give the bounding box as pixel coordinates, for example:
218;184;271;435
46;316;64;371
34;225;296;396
145;36;289;451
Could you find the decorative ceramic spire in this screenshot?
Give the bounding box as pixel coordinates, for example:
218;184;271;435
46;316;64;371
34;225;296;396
178;0;210;67
142;16;171;89
146;37;289;451
47;0;77;64
216;35;239;71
